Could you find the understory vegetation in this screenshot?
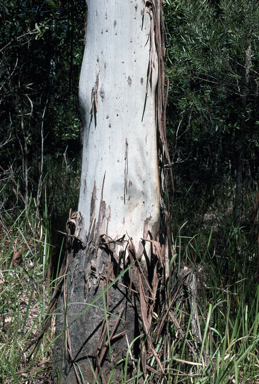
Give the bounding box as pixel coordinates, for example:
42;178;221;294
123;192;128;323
1;171;259;383
1;0;259;383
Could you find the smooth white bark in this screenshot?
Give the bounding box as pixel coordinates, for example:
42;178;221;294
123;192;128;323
78;0;160;252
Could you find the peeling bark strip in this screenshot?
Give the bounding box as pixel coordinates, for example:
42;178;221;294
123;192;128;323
142;0;173;208
149;0;174;194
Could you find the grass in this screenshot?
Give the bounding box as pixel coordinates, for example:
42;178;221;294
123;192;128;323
1;179;259;383
55;224;259;384
0;195;55;383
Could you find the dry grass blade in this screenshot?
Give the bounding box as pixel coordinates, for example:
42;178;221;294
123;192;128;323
169;311;198;360
147;335;165;375
97;307;125;369
148;264;159;324
155;282;181;342
139;272;151;334
138;267;165;376
142;343;147;378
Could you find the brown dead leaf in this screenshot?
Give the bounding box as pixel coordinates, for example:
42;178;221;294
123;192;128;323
12;250;22;266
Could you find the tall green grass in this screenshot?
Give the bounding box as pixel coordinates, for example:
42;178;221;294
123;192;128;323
1;176;259;383
0;197;55;383
58;224;259;383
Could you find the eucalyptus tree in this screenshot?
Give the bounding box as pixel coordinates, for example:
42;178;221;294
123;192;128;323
53;0;169;382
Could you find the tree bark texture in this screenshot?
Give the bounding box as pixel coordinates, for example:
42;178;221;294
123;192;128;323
77;1;161;249
53;1;170;382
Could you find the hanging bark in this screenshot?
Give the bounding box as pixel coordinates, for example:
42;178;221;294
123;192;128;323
53;1;171;382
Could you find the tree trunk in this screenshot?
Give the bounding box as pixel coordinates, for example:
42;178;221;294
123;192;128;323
77;1;160;247
53;1;168;382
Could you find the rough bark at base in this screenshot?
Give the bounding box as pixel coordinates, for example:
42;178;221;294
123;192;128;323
53;242;144;383
52;201;164;383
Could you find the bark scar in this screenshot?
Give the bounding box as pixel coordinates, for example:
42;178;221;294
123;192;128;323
89;73;99;128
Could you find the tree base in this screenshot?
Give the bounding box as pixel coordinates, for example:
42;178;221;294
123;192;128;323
53;239;146;384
